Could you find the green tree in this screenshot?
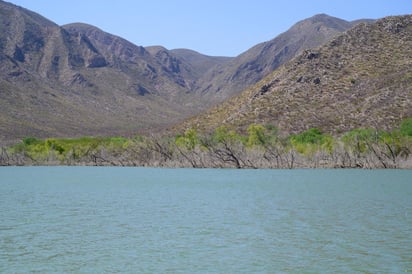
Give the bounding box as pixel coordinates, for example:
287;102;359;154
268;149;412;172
208;126;245;168
23;137;39;146
342;128;377;154
246;124;268;147
212;126;242;144
45;138;65;155
291;128;325;144
400;118;412;137
290;128;334;155
175;128;199;151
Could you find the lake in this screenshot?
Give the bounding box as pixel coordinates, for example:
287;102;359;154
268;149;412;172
0;167;411;273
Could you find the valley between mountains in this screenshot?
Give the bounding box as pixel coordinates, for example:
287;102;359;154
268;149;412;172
1;1;412;168
1;0;394;143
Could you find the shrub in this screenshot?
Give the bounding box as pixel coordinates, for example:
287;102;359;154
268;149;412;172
175;129;199;150
291;128;325;144
290;128;334;155
400;118;412;137
23;137;39;146
246;124;268;147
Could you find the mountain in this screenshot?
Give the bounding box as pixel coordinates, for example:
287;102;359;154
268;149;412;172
192;14;362;104
170;48;233;76
0;0;228;143
0;0;375;144
178;15;412;135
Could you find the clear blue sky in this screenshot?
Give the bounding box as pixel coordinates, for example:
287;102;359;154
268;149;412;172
7;0;412;56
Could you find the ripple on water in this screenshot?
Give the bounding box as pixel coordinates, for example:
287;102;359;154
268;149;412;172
0;167;411;273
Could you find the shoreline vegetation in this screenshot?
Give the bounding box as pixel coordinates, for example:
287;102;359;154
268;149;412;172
1;119;412;169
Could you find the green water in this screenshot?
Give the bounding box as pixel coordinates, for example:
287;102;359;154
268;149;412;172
0;167;411;273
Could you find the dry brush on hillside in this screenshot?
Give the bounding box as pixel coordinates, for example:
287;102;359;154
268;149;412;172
2;120;412;168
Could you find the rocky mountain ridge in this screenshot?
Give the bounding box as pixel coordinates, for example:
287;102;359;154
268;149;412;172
192;14;364;103
0;0;377;143
179;15;412;135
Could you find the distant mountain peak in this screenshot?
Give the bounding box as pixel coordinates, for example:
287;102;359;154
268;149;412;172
63;22;100;29
192;12;356;103
1;0;406;143
178;14;412;135
310;13;339;20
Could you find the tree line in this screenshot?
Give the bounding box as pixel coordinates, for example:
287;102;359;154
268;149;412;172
1;119;412;168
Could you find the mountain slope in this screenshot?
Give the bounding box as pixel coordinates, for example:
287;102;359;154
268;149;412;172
0;0;223;143
179;15;412;135
170;48;233;76
0;0;386;145
63;24;202;94
193;14;359;103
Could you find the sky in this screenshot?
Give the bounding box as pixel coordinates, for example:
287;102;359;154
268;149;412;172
6;0;412;57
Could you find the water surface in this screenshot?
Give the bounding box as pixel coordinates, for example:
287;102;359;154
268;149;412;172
1;167;411;273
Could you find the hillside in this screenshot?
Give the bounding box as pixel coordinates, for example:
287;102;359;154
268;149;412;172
0;0;225;143
0;0;378;144
170;48;233;76
179;15;412;135
192;14;361;103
